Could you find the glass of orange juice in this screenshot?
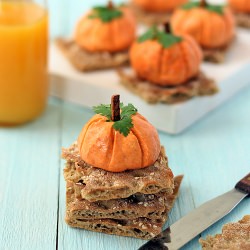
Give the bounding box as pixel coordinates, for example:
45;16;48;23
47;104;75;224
0;0;48;125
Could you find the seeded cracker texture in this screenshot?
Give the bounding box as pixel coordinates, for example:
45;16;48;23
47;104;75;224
200;215;250;250
67;181;168;219
66;176;183;220
118;70;218;104
62;142;175;202
65;176;183;239
56;38;129;71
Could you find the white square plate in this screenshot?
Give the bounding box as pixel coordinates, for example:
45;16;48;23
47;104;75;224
49;28;250;134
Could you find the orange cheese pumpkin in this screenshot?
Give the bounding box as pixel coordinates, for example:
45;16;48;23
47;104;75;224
130;34;202;86
229;0;250;13
78;113;161;172
171;3;235;49
75;6;136;52
133;0;188;13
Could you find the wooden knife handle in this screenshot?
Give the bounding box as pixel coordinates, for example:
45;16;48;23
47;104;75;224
235;173;250;195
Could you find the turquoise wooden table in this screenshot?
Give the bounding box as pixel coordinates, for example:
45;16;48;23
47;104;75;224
1;93;250;250
1;1;250;249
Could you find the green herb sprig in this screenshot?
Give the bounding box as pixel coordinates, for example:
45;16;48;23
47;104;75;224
93;96;137;137
182;1;224;15
88;4;123;22
138;25;182;48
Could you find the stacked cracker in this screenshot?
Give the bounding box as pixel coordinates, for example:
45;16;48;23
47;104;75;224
56;39;129;72
63;142;182;239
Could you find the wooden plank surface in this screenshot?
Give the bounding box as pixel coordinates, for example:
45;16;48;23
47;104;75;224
1;91;249;249
0;99;62;250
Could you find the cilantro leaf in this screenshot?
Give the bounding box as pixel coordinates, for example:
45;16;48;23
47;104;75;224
157;33;183;48
93;102;138;137
181;1;224;15
206;5;224;15
93;104;111;120
138;26;158;43
88;6;123;22
112;116;133;137
121;103;137;117
138;26;183;48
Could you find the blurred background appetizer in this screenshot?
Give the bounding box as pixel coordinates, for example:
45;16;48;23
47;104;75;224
119;23;218;104
171;0;235;63
57;1;136;71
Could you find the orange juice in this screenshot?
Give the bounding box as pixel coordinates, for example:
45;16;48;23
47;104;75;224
0;1;48;125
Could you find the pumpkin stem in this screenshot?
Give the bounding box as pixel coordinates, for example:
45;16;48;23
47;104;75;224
164;22;171;34
108;1;114;9
200;0;207;7
111;95;120;121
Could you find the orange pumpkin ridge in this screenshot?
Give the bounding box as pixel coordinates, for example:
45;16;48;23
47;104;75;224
171;3;236;49
108;128;143;172
75;5;136;52
131;114;160;167
78;115;111;167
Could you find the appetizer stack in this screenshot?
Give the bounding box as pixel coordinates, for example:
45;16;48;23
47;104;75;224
62;95;183;239
171;0;235;63
119;24;218;104
57;2;136;71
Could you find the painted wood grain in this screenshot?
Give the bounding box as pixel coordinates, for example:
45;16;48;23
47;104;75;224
0;99;63;250
1;90;249;250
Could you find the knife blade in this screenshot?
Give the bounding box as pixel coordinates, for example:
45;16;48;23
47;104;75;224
138;173;250;250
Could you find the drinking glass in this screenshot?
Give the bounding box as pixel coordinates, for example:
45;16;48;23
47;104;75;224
0;0;48;125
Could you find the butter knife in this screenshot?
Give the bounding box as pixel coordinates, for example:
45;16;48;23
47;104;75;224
138;173;250;250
